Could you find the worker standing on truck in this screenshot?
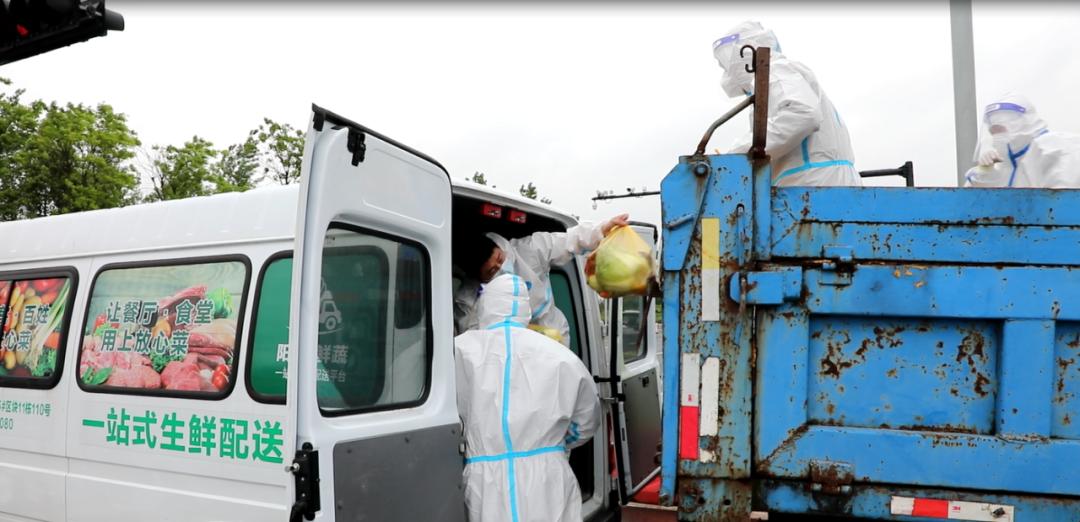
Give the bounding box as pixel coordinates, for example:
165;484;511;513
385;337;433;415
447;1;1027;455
455;274;601;522
713;20;862;187
453;213;629;347
965;93;1080;188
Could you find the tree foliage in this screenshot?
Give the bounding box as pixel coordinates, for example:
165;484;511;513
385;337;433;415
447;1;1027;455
144;136;217;202
0;78;558;221
519;181;552;205
0;79;141;219
251;118;304;185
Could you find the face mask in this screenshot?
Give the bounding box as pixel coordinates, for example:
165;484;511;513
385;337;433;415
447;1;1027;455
720;69;752;98
992;134;1011;159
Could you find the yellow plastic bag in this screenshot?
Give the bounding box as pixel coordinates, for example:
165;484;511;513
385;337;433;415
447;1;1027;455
585;225;656;298
528;324;564;344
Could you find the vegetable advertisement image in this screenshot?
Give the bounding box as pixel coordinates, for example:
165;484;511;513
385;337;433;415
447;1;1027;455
0;277;71;379
79;262;246;394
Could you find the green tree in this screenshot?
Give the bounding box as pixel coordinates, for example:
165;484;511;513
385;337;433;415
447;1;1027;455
213;137;259;193
12;96;140;218
144;136;218;202
251;118;304;185
469;171;488;185
519;181;552;205
0;79;46;221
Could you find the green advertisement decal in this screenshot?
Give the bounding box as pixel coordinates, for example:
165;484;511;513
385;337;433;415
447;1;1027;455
82;407;283;464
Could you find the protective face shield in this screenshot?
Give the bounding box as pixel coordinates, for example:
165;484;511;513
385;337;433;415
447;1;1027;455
713;20;781;98
974;94;1048;165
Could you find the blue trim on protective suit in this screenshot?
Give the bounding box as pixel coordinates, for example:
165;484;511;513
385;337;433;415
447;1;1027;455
775;137;854;183
487;320;526;330
1006;129;1049;188
564;421;581;446
466;445;566;464
531;286;553;319
499;275;524;522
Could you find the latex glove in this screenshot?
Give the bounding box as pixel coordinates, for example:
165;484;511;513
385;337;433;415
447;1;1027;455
601;213;630;236
977;148;1003;167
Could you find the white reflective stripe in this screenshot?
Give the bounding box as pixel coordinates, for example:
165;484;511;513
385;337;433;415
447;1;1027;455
698;449;715;463
890;496;1015;522
701;217;720;322
680;354;700;407
699;357;720;437
891;497;916;515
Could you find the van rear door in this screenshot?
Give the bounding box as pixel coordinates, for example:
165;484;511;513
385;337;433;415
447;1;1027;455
285;106;463;521
608;223;662;503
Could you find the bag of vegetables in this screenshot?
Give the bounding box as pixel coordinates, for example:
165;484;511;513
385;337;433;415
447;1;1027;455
585;225;656;298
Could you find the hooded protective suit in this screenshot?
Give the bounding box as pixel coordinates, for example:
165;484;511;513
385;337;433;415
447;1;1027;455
454;223;604;347
713;21;862;187
455;274;601;522
964;93;1080;188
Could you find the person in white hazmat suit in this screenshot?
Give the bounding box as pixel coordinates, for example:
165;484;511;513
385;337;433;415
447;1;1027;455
964;93;1080;188
453;213;628;347
713;21;862;187
455;274;602;522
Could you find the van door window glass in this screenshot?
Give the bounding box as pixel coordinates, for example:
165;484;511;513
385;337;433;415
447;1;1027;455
247;256;292;402
549;270;581;359
317;227;431;414
0;276;73;385
621;295;646;363
79;260;247;397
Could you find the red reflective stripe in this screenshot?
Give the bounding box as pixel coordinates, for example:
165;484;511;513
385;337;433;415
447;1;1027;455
911;498;950;518
678;405;699;460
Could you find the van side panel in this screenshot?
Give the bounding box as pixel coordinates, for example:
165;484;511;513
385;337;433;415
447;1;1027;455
62;246;287;521
0;263;85;522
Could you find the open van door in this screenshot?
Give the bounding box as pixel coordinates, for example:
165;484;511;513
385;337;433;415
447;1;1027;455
608;223;662;503
285;106;464;521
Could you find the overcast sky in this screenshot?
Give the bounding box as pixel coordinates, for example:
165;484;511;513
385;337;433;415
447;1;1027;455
4;1;1080;228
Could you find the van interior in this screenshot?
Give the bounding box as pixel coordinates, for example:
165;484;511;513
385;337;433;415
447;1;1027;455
450;192;599;502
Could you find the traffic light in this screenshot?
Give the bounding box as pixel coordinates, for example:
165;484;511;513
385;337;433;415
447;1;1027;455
0;0;123;66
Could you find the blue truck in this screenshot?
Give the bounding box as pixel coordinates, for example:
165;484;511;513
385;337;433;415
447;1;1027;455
656;47;1080;521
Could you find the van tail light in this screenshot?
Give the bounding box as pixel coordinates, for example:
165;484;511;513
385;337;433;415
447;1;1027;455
481;203;503;219
507;209;527;224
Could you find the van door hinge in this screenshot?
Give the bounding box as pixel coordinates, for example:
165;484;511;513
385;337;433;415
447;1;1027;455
347;128;366;165
809;460;854;495
289;443;321;522
820;245;855;286
728;267;802;305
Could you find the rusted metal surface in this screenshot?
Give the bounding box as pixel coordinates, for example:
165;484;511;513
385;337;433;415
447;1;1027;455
662;38;1080;521
676;479;752;522
756;479;1080;520
748;46;770;162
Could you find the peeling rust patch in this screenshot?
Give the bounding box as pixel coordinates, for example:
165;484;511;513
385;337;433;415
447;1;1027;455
1058;357;1075;396
956;331;988;366
973;374;991;397
819;330;854;379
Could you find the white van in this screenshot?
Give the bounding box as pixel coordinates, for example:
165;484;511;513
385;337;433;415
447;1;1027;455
0;106;660;521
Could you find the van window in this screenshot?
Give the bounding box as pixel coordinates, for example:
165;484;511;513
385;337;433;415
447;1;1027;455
247;229;431;412
78;259;248;398
318;227;430;414
247;256;291;402
621;295;646;363
549;269;581;359
0;274;75;387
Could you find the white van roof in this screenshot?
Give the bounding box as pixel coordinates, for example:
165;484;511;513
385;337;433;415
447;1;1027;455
0;181;578;265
